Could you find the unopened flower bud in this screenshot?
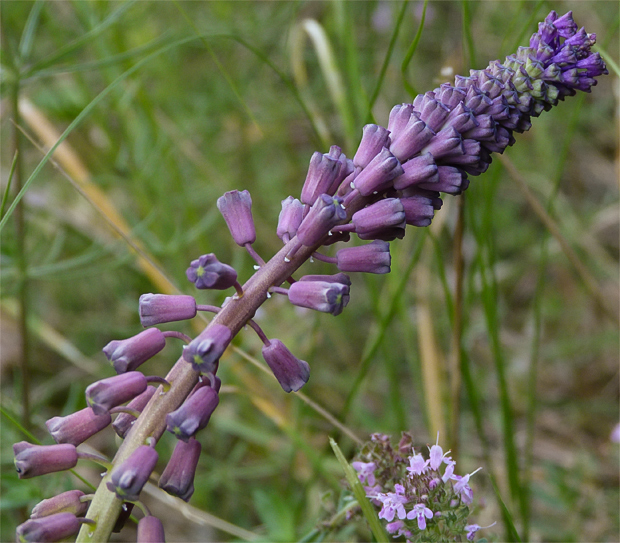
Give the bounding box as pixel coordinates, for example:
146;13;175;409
46;407;112;446
351;198;406;241
262;339;310;393
166;386;219;441
336;240;391;274
106;445;158;501
418;166;468;194
301;151;342;205
296;194;346;247
86;372;148;415
13;442;78;479
392;153;438;190
16;512;81;542
387;104;414;141
137;516;166;543
389;112;435;162
353;124;391;168
216;189;256;246
353;147;404;196
139;294;197;327
288;278;350;316
159;437;201;501
182;324;232;373
112;386;157;438
276;196;304;243
186;254;238;290
400;196;437;227
31;490;88;519
422;126;464;160
103;328;166;373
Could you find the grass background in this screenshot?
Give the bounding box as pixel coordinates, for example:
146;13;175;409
1;1;618;541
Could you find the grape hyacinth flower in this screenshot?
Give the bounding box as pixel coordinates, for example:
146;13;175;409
16;512;89;543
137;516;166;543
46;407;112;446
13;10;607;543
30;490;89;519
158;437;201;501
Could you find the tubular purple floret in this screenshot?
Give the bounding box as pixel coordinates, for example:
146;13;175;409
139;294;197;327
182;324;232;373
351;198;407;241
277;196;304;243
103;328;166;374
301;151;343;205
30;490;89;519
217;189;257;246
86;372;148;415
287;278;350;316
137;516;166;543
166;385;219;441
353;124;391;168
16;512;87;542
158;437;201;501
186;254;238;290
262;338;310;393
13;442;79;479
106;444;158;502
336;240;391;275
296;194;347;247
46;407;112;446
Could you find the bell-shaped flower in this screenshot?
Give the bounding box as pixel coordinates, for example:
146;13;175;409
392;153;438;190
139;294;197;327
296;194;346;247
276;196;304;243
103;328;166;373
46;407;111;446
400;196;436;227
31;490;88;519
137;516;166;543
288;278;350;316
336;240;391;274
301;151;342;205
262;339;310;393
186;254;238;290
112;385;156;439
86;372;148;415
353;124;391;168
351;198;406;241
106;444;158;501
418;166;468;195
13;442;78;479
166;385;219;441
159;437;201;501
16;512;82;542
216;189;256;246
182;324;232;373
352;148;403;196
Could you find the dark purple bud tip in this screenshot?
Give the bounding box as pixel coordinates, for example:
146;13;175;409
106;445;158;502
216;189;256;246
159;437;201;501
137;516;166;543
182;324;232;373
103;328;166;374
112;386;157;439
296;194;347;247
139;294;197;327
86;371;148;415
288;278;350;316
262;339;310;393
336;240;391;274
16;512;81;542
13;442;78;479
277;196;304;243
31;490;88;519
46;407;112;446
186;253;238;290
166;385;219;441
353;124;391;168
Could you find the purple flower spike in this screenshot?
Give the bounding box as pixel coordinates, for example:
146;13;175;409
46;407;112;446
106;444;158;501
400;196;436;227
277;196;304;243
353;124;391;168
16;512;81;542
351;198;406;241
186;253;238;290
216;189;256;246
301;151;342;205
262;339;310;393
13;442;78;479
159;437;201;501
137;516;166;543
112;386;156;439
352;147;403;196
103;328;166;374
31;490;88;519
86;371;148;415
288;278;350;316
182;324;232;373
336;240;391;274
296;194;347;247
166;386;219;441
139;294;197;327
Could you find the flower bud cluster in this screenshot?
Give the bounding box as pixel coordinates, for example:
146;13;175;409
348;433;489;542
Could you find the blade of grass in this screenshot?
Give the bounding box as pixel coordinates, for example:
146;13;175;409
329;437;390;543
461;0;477;68
18;0;45;62
0;151;18;219
401;0;428;98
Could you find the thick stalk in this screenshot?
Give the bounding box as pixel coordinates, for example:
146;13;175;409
76;194;367;541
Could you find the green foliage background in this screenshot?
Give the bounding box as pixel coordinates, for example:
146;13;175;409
1;1;618;541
